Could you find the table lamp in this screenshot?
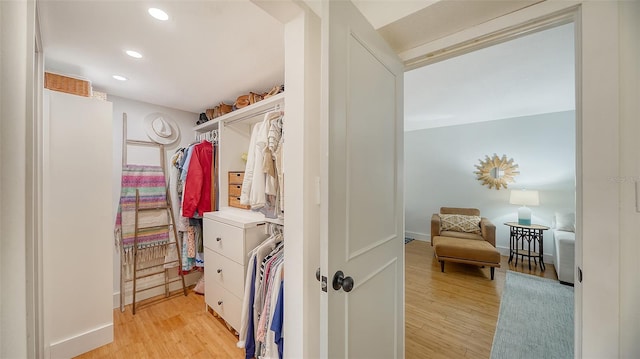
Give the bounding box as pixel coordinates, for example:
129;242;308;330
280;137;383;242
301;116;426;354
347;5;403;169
510;189;539;225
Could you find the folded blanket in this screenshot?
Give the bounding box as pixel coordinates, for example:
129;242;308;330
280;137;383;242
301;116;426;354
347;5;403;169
115;165;170;270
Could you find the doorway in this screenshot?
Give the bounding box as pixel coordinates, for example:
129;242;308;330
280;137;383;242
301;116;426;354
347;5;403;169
403;21;576;357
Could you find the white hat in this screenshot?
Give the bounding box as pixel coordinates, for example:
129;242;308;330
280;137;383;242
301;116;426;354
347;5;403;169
143;112;179;145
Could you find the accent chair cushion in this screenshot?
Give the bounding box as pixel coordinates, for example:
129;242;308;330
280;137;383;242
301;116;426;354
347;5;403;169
439;214;481;234
440;231;484;241
433;236;501;264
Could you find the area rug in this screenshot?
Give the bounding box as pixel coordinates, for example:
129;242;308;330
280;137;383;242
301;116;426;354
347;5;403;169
404;237;414;244
490;271;574;359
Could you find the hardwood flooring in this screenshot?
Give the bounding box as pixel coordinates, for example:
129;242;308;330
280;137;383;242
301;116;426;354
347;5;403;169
404;240;556;359
76;240;557;359
74;293;243;359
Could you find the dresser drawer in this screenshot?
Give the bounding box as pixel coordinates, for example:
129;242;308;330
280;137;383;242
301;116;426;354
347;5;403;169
229;184;242;197
229;196;250;210
203;220;245;263
206;280;242;332
204;249;217;301
208;250;245;298
228;171;245;185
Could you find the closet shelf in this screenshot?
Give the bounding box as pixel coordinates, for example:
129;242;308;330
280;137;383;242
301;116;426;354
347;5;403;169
193;92;285;133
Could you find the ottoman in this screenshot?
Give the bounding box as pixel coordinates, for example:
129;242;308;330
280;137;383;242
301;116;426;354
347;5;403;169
433;236;501;280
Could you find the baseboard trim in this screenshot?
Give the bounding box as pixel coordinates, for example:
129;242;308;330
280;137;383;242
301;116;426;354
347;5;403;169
405;231;430;242
49;323;113;359
113;270;201;309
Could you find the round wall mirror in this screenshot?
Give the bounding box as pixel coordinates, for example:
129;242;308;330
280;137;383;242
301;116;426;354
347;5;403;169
474;154;519;190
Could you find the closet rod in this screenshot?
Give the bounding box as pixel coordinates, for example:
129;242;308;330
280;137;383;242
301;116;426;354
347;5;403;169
224;103;283;126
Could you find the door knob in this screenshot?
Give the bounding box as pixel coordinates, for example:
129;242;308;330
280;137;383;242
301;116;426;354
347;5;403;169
217;300;223;305
216;237;222;242
332;270;354;292
217;268;222;273
316;267;321;282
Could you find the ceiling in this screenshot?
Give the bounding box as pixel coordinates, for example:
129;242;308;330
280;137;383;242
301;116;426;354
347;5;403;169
38;0;568;129
38;0;286;114
404;22;575;131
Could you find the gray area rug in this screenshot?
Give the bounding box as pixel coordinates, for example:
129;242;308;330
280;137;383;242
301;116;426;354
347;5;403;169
491;271;574;359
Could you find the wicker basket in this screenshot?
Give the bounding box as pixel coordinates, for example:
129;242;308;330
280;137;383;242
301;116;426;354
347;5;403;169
45;72;91;97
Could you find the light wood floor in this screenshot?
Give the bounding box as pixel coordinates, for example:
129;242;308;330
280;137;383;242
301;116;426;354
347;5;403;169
76;240;558;359
404;240;556;359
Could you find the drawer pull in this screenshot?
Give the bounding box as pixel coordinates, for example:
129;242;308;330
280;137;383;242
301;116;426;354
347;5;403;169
218;300;223;306
216;237;222;242
217;268;222;273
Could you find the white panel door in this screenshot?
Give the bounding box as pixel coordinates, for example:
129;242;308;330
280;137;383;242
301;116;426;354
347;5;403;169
320;1;404;358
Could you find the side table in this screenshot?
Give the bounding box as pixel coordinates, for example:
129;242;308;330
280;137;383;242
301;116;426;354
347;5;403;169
504;222;550;271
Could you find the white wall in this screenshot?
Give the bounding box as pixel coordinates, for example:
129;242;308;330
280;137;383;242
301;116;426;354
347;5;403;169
43;90;114;359
405;111;576;261
108;95;202;307
283;7;321;359
0;1;30;358
617;0;640;356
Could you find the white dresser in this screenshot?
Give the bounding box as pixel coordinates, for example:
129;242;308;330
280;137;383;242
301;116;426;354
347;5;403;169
203;209;268;332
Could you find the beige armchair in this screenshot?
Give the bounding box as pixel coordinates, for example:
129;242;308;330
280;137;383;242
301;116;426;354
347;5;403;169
431;207;496;246
431;207;500;280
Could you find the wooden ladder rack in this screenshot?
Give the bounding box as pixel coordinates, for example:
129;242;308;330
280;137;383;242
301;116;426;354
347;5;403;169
120;113;187;314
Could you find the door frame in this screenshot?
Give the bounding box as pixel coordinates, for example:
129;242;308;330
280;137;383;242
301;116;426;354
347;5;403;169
400;2;620;357
27;1;45;358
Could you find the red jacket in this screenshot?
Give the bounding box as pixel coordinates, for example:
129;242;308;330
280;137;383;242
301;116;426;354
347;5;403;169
182;141;215;217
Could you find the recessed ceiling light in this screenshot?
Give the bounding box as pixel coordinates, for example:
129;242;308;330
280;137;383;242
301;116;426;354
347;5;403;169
125;50;143;59
113;75;127;81
148;8;169;21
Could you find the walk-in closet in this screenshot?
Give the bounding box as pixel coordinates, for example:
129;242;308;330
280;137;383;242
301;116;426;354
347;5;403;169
35;1;319;357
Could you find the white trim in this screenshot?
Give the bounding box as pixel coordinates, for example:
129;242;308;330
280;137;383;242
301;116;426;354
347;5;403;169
30;5;45;358
404;231;429;242
49;323;113;359
400;1;581;67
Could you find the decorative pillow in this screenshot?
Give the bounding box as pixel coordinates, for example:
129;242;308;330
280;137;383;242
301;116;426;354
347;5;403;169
439;214;481;234
555;212;575;232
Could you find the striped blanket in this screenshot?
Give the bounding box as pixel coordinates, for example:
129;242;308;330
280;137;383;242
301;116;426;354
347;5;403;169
115;165;170;267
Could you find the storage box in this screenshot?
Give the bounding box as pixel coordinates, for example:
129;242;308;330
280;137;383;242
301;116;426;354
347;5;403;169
45;72;91;97
228;172;249;209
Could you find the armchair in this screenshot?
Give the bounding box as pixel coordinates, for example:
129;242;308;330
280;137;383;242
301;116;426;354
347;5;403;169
431;207;496;246
431;207;501;280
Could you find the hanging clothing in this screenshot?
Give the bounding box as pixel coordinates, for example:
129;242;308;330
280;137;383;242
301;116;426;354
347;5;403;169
270;282;284;359
274;137;284;218
181;231;195;273
170;143;217;273
180;145;194;181
238;229;284;359
265;114;282;196
240;111;284;220
169;151;189;232
182;140;215;217
260;265;283;359
252;112;282;210
240;122;262;206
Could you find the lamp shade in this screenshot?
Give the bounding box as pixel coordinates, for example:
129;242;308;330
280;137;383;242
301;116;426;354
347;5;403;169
509;190;539;206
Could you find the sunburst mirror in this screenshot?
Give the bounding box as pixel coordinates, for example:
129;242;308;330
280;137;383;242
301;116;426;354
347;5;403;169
474;154;520;190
